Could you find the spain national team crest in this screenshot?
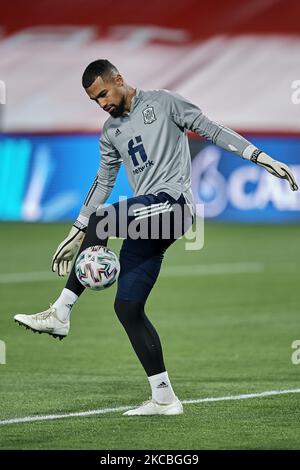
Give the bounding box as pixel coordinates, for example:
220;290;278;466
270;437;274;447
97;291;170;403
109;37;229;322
143;106;156;124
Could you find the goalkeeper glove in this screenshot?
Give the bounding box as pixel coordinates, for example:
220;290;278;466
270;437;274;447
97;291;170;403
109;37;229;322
52;224;85;277
251;150;298;191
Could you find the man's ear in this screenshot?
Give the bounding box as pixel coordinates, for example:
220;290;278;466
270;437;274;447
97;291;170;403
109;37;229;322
114;74;124;87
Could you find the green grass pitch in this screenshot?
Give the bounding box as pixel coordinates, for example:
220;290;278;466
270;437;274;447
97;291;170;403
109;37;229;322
0;221;300;449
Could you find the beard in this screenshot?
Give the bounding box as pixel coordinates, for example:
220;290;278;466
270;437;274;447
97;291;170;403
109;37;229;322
109;95;126;118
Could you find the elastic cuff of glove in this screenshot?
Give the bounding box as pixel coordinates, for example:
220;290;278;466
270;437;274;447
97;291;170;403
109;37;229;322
250;149;263;164
73;221;87;232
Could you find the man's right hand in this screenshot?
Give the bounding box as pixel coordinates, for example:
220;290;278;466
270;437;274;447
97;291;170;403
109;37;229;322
52;225;85;277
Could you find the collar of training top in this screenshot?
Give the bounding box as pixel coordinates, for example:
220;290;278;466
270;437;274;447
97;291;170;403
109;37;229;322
129;88;141;113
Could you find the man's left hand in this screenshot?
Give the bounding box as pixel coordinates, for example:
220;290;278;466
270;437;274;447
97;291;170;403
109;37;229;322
253;152;298;191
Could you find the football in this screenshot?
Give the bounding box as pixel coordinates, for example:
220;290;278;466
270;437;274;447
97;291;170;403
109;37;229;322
75;245;120;290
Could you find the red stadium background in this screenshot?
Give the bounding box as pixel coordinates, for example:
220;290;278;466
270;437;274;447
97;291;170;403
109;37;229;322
1;0;300;133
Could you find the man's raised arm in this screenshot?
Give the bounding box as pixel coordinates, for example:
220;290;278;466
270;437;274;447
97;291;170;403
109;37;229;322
162;90;298;192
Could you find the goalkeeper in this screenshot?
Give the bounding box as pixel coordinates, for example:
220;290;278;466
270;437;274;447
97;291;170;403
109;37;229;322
14;59;298;416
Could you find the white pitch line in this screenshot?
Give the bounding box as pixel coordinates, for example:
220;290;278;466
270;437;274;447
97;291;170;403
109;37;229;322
182;388;300;404
0;271;58;284
0;388;299;426
0;262;264;285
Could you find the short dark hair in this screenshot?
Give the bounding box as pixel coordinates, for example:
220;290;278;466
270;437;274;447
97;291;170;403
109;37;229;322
82;59;119;88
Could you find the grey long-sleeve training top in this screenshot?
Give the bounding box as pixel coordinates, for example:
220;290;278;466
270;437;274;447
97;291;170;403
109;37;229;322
76;88;254;227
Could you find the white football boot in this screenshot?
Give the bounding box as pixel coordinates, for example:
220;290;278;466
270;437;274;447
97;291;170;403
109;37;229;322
123;397;183;416
14;305;69;340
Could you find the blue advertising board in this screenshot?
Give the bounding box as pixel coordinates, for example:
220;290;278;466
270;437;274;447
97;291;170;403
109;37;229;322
0;133;299;223
191;136;300;222
0;134;132;222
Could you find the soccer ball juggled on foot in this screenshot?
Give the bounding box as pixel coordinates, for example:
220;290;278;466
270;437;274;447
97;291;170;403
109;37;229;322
75;246;120;290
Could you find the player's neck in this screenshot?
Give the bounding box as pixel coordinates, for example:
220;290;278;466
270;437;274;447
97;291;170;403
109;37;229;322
124;85;137;113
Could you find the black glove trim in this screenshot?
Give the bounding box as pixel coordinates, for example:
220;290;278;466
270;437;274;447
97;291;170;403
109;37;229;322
250;149;263;164
73;221;87;232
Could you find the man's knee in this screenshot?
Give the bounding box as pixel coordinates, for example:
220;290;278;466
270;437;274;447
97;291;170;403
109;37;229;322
114;298;144;326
